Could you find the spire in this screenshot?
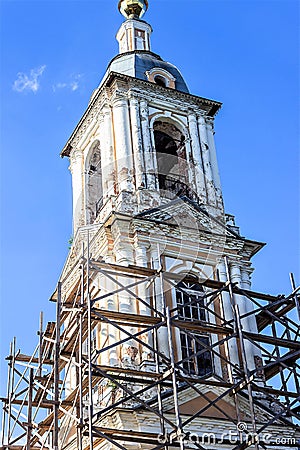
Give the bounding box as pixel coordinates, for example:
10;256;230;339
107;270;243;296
118;0;148;20
116;0;152;54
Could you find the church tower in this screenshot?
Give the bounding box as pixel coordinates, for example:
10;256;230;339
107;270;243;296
61;0;263;375
2;2;299;450
63;0;225;232
56;1;298;448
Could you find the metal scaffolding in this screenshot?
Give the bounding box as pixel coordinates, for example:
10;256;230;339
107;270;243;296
1;237;300;450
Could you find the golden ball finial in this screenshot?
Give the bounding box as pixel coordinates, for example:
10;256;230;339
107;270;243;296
118;0;148;19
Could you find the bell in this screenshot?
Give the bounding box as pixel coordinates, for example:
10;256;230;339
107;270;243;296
118;0;148;19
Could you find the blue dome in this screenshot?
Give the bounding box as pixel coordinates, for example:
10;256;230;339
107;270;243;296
106;51;189;93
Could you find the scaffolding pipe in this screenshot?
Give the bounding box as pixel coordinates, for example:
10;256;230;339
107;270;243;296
53;282;61;450
290;272;300;320
38;312;44;378
1;340;13;446
7;337;16;445
77;242;85;450
87;235;94;450
26;368;34;450
166;306;184;450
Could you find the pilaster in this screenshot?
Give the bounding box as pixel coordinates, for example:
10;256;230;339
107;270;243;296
69;148;84;232
188;113;207;203
198;116;217;207
206;117;224;209
217;259;240;379
112;95;134;192
99;104;115;199
129;95;146;189
229;261;259;373
140;100;157;190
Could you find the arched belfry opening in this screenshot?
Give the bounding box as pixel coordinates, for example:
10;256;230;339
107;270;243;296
86;140;103;224
154;120;190;199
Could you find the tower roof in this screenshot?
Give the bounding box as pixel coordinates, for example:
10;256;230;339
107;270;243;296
106;50;190;93
112;0;190;93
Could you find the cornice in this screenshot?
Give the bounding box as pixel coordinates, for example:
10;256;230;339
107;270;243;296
106;72;222;113
60;71;222;157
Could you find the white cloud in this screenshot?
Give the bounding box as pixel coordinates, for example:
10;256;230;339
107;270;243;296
52;73;83;93
13;65;46;93
70;81;79;91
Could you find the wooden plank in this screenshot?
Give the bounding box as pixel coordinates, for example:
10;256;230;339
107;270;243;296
256;299;295;332
0;446;42;450
5;354;53;366
244;332;300;350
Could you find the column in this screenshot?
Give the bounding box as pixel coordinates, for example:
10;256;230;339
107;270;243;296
135;242;153;362
241;266;259;332
112;96;134;192
129;96;146;189
188;113;207;203
217;259;240;378
198;116;217;206
206;118;223;208
241;266;263;377
151;246;170;360
140;100;156;190
230;262;256;372
70;148;83;232
99;105;115;199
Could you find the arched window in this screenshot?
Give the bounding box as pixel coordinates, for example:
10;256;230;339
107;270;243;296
154;75;167;87
86;141;103;224
176;279;213;376
154;120;191;200
146;68;176;89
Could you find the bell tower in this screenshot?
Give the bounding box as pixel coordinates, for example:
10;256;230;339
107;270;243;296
58;0;268;417
4;2;299;450
60;0;266;390
63;0;224;234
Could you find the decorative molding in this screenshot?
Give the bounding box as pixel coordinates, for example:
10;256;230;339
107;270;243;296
61;73;221;157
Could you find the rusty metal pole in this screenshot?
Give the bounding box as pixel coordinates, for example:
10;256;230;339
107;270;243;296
1;340;13;446
290;273;300;320
6;337;16;445
87;234;94;450
26;368;34;450
166;306;184;450
152;247;166;445
38;311;44;378
53;282;62;450
77;242;85;450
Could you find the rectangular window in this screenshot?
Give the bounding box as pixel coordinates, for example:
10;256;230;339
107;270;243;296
135;29;146;50
176;281;213;377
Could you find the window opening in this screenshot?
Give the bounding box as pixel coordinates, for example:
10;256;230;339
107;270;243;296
154;75;167;87
176;280;213;376
86;142;103;224
135;29;146;50
153;121;195;201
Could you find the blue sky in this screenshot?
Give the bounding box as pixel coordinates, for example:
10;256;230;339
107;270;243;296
0;0;299;399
